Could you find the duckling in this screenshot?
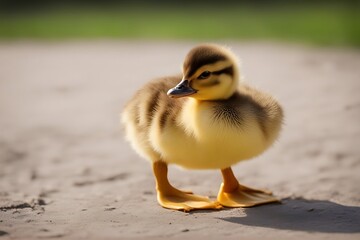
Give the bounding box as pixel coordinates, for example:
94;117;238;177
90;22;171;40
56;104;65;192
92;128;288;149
121;44;283;211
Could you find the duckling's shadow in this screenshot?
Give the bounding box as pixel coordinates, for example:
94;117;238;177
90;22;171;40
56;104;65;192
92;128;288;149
219;198;360;233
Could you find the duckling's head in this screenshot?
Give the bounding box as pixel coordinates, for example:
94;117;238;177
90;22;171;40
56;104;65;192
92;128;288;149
168;44;240;101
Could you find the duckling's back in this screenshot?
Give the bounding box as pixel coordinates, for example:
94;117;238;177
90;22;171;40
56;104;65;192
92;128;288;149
121;76;185;161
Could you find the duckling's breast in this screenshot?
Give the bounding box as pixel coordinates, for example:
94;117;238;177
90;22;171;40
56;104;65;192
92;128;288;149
153;108;263;169
153;92;282;169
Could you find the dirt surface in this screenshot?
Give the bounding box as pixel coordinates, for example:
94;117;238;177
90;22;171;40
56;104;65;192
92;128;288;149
0;41;359;239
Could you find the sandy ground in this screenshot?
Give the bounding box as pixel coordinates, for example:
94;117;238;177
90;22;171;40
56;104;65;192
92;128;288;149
0;40;359;240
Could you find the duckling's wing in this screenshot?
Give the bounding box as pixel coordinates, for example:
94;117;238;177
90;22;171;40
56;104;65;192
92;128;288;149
121;75;185;161
236;84;283;141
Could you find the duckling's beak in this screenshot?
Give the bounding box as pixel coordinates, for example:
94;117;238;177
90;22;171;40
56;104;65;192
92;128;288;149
167;80;197;98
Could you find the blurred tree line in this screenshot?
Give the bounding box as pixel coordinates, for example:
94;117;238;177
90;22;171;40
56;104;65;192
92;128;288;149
0;0;358;46
0;0;358;12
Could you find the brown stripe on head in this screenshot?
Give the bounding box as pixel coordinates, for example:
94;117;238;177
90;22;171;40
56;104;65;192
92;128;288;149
212;66;233;77
183;44;227;78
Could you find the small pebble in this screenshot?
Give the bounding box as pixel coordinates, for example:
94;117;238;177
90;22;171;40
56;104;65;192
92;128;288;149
38;199;46;205
104;207;116;211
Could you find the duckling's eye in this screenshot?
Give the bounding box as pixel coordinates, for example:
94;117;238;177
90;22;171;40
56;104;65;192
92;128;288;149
198;71;211;80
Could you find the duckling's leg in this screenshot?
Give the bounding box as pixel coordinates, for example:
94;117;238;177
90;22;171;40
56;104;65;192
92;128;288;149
153;161;222;212
217;167;279;207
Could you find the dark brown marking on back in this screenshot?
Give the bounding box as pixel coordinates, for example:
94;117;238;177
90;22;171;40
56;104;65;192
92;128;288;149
146;90;161;124
159;109;169;130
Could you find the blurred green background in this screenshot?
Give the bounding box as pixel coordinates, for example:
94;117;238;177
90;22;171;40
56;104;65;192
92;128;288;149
0;0;359;47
